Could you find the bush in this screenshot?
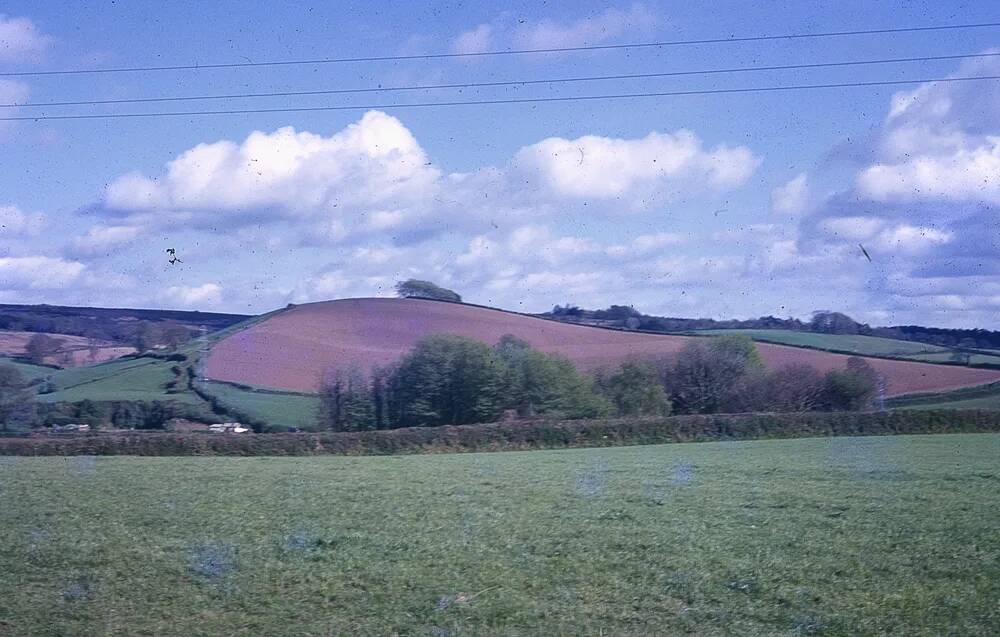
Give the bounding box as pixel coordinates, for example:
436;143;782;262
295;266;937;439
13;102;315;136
597;361;671;417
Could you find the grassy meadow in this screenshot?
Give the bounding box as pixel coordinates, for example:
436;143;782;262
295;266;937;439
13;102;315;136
1;434;997;636
694;329;949;358
693;329;1000;368
197;380;319;429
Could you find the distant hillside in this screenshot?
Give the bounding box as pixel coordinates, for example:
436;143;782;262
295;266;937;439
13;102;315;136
537;306;1000;354
0;303;251;347
204;297;1000;397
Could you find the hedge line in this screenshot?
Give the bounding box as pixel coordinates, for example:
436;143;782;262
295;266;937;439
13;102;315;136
2;409;998;456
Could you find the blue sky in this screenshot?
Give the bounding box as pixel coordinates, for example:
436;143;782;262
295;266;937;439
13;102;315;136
0;1;998;327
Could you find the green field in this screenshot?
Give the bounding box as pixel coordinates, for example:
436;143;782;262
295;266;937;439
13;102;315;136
695;329;949;357
34;356;204;405
2;434;997;636
889;382;1000;411
197;380;319;429
0;356;56;381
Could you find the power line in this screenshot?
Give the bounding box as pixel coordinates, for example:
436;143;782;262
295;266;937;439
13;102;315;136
2;74;996;122
3;21;999;77
4;51;998;109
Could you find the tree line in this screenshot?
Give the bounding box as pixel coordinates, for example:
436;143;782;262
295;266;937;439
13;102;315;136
317;333;880;432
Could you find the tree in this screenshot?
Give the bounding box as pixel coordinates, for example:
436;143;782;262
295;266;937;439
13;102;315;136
390;334;506;426
134;321;163;351
597;361;671;417
0;364;36;432
810;311;860;335
318;365;375;432
762;364;825;412
820;357;878;411
25;333;60;365
666;335;764;414
160;323;192;349
394;279;462;302
494;335;610;419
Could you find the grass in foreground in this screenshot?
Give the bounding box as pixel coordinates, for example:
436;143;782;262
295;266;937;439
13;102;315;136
1;434;998;636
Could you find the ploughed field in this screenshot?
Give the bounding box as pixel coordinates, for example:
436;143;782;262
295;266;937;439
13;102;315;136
205;298;1000;395
2;434;997;636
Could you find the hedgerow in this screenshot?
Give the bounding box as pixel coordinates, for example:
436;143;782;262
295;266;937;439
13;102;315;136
1;409;997;456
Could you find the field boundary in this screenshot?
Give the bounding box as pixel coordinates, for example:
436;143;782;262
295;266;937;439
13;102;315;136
2;409;998;456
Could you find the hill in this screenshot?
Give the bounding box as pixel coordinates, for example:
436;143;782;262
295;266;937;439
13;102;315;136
204;298;1000;397
0;303;250;346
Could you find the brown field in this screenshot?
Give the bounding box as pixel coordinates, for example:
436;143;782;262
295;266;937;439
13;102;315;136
205;298;1000;397
0;330;135;367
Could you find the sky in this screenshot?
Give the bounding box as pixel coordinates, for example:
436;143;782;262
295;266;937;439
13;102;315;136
0;1;998;328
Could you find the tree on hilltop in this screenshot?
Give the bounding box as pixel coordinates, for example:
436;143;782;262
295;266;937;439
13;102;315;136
394;279;462;302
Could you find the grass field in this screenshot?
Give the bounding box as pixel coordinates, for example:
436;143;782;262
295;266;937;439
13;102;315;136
35;357;204;405
889;382;1000;411
695;329;949;357
2;434;997;636
197;380;319;429
696;329;1000;368
0;356;56;381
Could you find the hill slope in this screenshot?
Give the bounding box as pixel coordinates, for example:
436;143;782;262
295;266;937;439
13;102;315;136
205;298;1000;396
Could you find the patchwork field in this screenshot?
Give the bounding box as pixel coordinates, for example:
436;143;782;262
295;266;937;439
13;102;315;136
1;434;997;636
0;330;135;367
698;329;1000;367
36;357;202;405
205;298;1000;396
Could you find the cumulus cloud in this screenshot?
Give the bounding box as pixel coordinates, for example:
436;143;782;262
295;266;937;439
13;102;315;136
771;173;810;216
514;130;759;205
0;14;52;63
67;224;142;257
855;53;1000;205
0;256;84;289
857;139;1000;204
0;204;43;235
98;111;759;241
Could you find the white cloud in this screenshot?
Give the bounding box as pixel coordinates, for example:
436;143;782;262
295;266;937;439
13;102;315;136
67;225;142;256
771;173;810;216
857;138;1000;204
0;204;43;235
872;224;953;254
99;111;759;244
820;216;886;241
855;53;1000;205
104;110;439;222
0;14;52;63
514;4;659;49
452;24;493;54
0;256;84;289
606;232;684;257
514;129;759;204
162;283;223;309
